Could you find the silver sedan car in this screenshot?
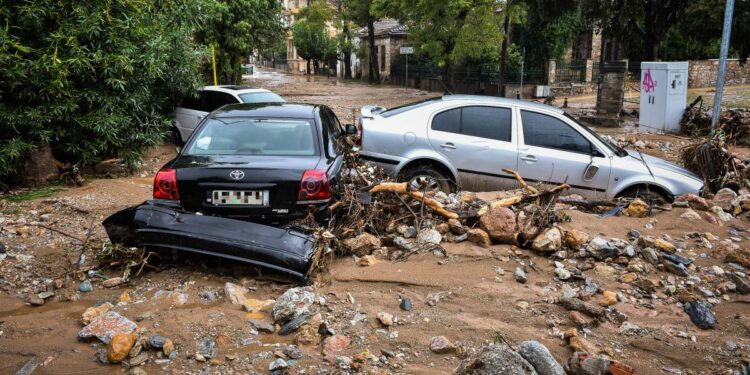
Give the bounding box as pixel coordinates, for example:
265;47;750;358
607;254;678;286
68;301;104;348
358;95;703;201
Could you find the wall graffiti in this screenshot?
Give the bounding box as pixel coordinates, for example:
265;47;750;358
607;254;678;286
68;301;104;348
642;68;657;93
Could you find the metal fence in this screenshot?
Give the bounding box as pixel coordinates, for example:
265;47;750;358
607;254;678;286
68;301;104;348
390;60;547;86
555;61;587;82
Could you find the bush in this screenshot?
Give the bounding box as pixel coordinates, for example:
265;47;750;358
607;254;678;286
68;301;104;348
0;0;207;181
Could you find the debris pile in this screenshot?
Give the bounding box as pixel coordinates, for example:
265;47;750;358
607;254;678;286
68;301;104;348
681;135;750;193
681;97;750;144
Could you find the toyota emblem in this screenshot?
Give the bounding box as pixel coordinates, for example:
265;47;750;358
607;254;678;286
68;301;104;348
229;170;245;180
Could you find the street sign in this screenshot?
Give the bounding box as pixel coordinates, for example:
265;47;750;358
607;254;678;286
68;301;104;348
400;47;414;55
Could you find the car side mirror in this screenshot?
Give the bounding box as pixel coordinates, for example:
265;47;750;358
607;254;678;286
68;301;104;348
591;148;604;158
583;161;599;181
345;124;357;135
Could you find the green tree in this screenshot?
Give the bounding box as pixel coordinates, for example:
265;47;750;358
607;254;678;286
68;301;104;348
0;0;205;185
197;0;284;84
293;1;337;75
583;0;690;61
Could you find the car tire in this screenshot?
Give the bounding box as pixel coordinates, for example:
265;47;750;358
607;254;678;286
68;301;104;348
399;164;455;193
618;186;670;204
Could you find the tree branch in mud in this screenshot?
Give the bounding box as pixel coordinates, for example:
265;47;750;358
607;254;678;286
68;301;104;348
367;182;459;220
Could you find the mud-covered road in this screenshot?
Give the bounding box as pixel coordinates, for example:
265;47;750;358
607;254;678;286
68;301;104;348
1;69;749;374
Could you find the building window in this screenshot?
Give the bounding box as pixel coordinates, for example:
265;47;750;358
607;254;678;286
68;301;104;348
380;45;386;71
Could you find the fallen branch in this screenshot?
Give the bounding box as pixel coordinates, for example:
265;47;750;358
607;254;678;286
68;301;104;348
502;168;538;195
368;182;459;220
32;223;84;242
369;182;407;194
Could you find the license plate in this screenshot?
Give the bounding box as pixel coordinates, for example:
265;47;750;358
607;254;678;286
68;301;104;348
211;190;268;206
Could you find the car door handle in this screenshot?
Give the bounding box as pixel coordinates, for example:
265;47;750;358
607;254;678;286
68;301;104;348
440;142;456;150
520;154;537;162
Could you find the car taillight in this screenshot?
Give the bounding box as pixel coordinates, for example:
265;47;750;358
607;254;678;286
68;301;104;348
297;170;331;201
153;169;179;200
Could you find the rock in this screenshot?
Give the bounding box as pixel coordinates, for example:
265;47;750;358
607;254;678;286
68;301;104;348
242;298;275;313
400;298;413;311
598;291;618;307
653;238;676;253
587;237;617;260
563;229;590;250
663;260;689;276
129;351;149;366
13;358;38;375
684;301;716;329
342;233;381;256
593;264;615;277
515;267;527;284
224;282;249;305
429;336;456;354
416;228;442;245
711;206;733;222
455;344;537;375
0;242;5;254
79;280;93;293
397;225;417;238
680;209;702;221
152;290;188;306
728;273;750;294
619;272;638;283
269;358;288;371
28;295;45;306
518;341;565;375
356;255;378;267
566;353;635;375
148;335;167;348
376;312;394;327
249;319;276;333
284;345;304;359
467;228;492;248
195;336;218;359
619;321;642;336
273;286;315;324
162;339;175;356
479;207;518;244
555;268;571;281
675;193;709;211
714;188;738;211
642;247;659;265
79;311;137;344
449;218;466;235
394;236;417;251
436;222;450;234
335;356;352;370
102;277;126;288
623;199;648;217
107;333;137;363
531;227;562;253
322;335;350;355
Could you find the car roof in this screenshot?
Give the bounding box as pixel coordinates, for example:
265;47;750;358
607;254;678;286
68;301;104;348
213;103;319;119
442;95;564;113
203;85;272;95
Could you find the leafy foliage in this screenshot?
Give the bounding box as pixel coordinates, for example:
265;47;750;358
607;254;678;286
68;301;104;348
292;1;337;74
0;0;206;178
197;0;284;84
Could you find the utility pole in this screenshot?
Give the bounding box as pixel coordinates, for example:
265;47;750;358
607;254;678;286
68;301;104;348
711;0;735;130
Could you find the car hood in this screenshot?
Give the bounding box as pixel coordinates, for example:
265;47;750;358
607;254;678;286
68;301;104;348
626;149;701;181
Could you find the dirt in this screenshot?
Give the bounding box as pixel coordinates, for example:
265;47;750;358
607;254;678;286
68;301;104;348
1;69;749;374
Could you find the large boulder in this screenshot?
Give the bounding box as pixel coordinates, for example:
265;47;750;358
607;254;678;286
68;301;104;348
78;311;137;344
455;344;538;375
342;233;381;256
479;207;517;244
675;193;709;211
531;227;562;253
273;287;316;324
713;188;738;211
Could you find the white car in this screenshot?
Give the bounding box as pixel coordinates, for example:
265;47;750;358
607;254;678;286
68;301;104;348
174;85;285;142
358;95;704;201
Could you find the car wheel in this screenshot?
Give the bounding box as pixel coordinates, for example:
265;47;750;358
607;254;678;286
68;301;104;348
618;187;670;205
400;165;455;193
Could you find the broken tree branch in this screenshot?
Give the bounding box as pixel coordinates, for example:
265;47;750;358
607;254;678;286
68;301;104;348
502;168;538;195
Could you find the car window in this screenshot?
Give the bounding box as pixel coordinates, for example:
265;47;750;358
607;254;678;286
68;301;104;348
180;91;204;111
238;92;285;103
320;108;343;156
431;106;512;142
521;110;591;154
203;91;239;112
431;108;461;133
185;118;316;156
461;106;512;142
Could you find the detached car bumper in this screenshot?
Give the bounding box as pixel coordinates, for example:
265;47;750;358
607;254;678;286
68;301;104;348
103;200;318;282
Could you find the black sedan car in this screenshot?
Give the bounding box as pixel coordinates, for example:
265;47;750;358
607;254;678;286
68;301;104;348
154;102;351;223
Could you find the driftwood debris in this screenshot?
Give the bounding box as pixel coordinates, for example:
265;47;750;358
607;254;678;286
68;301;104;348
368;182;459;219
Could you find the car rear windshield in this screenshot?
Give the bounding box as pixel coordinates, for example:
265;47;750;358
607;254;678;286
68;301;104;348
185;118;316;156
238;92;285;103
380;97;441;118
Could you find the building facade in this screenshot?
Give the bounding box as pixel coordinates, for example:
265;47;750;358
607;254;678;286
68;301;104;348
355;19;408;82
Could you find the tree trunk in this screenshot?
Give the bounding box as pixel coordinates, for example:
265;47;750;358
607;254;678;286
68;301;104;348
10;142;58;187
343;30;352;79
498;11;512;96
306;59;311;75
444;61;455;93
367;18;380;83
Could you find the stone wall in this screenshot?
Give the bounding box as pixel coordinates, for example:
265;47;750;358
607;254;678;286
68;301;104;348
688;59;750;88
